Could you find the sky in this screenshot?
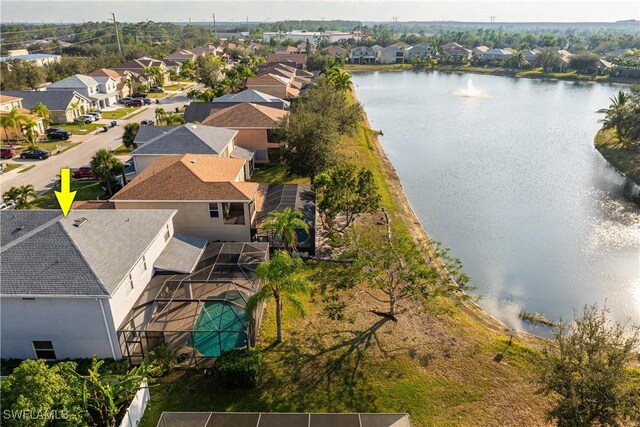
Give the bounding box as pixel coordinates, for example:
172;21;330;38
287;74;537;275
0;0;638;23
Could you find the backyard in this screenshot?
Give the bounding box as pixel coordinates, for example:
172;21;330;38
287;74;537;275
249;164;309;184
32;180;104;209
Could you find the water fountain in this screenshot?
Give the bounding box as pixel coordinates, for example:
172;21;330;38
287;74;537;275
453;78;489;98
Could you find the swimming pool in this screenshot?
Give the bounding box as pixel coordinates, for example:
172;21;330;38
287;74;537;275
190;300;250;357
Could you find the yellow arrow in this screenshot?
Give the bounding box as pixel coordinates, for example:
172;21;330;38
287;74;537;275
54;168;77;217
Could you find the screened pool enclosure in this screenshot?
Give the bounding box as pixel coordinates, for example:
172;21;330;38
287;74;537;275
118;242;269;365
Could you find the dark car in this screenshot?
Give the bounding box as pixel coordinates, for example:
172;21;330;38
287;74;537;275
1;146;16;159
142;98;152;105
120;97;133;104
20;149;51;160
46;128;71;140
140;119;155;126
125;99;144;107
149;86;164;93
132;92;147;98
71;166;93;179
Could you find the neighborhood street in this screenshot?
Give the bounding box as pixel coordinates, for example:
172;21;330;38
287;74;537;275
0;90;194;193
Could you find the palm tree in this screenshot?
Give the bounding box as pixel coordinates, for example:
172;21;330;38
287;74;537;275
30;102;50;127
67;101;81;121
22;118;39;148
597;90;630;147
154;108;166;125
0;108;28;143
164;113;184;125
245;251;313;343
2;185;37;209
331;70;352;91
260;207;309;252
90;149;123;196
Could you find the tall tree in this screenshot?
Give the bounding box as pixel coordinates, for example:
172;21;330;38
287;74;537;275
537;305;640;427
245;251;313;343
122;122;140;149
90;149;123;196
569;51;601;74
261;207;309;252
194;55;223;88
154;108;167;125
30;102;50;127
2;185;38;210
23;117;40;148
0;108;28;143
534;47;563;71
312;163;381;233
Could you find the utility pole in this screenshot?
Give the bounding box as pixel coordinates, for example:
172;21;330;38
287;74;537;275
212;13;217;34
111;12;122;55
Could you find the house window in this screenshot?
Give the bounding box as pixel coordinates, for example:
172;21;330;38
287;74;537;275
33;341;56;359
125;274;134;296
209;202;219;218
22;297;36;301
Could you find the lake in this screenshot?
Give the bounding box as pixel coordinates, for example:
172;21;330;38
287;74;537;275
352;71;640;335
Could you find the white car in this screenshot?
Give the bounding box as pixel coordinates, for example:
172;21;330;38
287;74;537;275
77;114;96;123
88;112;102;120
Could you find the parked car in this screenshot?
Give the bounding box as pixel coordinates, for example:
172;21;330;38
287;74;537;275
46;128;72;140
149;86;164;93
142;98;152;105
124;99;144;107
20;149;51;160
87;112;102;120
1;146;16;159
76;114;95;123
120;97;133;104
71;166;93;179
132;92;147;98
140;119;155;126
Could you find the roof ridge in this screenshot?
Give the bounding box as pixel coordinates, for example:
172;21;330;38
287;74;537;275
1;215;63;253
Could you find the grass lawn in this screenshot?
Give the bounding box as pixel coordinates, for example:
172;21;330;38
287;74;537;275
146;92;168;99
139;86;550;427
594;128;640;185
344;63;413;72
2;163;21;173
102;107;138;120
111;144;132;156
32;181;104;210
249;164;309;184
17;165;35;173
163;83;191;91
58;122;102;135
122;107;148;120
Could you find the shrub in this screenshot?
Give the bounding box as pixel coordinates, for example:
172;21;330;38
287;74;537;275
212;348;262;388
146;343;177;377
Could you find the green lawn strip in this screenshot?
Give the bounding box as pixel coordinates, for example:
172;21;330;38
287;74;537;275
32;181;104;209
146;92;168;99
2;163;21;173
102;108;138;120
57;122;102;135
249;164;309;184
122;107;148;120
594;128;640;185
111;144;132;156
17;165;35;173
163;84;191;91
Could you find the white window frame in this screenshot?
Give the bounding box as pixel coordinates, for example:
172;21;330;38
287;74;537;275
209;202;220;218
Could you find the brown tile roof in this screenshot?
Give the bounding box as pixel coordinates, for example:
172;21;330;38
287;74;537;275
0;95;21;104
111;154;258;202
286;87;301;98
201;103;288;128
258;66;295;80
266;53;307;65
246;74;288;87
88;68;122;79
72;200;116;210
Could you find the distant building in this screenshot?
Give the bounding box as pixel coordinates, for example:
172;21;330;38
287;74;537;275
46;74;118;109
441;42;472;60
406;43;435;60
379;45;409;64
262;31;356;44
472;46;490;56
0;53;61;67
480;48;514;62
350;46;377;64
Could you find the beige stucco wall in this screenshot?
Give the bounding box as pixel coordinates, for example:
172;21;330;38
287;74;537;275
112;201;253;242
234;129;270;163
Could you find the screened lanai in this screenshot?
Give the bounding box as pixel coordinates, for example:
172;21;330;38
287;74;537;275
118;242;269;365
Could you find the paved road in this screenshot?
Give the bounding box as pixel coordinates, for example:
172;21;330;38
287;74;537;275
0;91;194;193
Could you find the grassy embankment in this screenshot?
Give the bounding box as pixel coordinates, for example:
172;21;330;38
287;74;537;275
594;128;640;185
140;87;549;427
345;63;639;84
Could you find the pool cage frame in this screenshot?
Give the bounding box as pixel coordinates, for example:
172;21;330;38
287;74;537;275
118;242;269;366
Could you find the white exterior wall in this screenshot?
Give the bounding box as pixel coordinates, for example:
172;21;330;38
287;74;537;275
0;296;119;359
108;218;174;329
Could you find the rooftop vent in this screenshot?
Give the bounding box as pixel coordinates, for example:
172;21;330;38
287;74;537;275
73;217;88;228
190;158;197;164
190;124;197;129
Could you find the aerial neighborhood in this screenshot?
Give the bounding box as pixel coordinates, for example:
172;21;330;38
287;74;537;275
0;17;639;427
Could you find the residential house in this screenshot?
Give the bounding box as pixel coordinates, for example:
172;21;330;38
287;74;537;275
441;42;472;60
46;74;118;109
406;42;435;60
0;95;45;141
112;58;171;85
558;49;574;71
480;48;514;62
379;45;408;64
246;73;300;99
2;90;92;124
201;102;288;163
88;68;132;99
266;53;307;69
165;49;199;62
190;44;222;56
0;53;61;67
0;210;208;360
521;49;539;63
350;46;377;64
183;89;290;123
604;48;632;58
472;46;490;56
597;58;614;74
131;124;254;176
262;31;356;44
275;45;301;55
111;155;262;242
325;45;348;59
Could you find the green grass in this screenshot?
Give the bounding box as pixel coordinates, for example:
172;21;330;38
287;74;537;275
35;141;80;155
58;123;102;135
111;144;132;156
102;107;138;120
249;164;309;184
18;165;35;173
344;63;413;72
122;107;148;120
594;128;640;185
2;163;21;173
146;92;168;99
32;181;104;209
163;84;191;91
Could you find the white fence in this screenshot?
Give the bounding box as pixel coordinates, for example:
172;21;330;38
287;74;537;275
119;379;150;427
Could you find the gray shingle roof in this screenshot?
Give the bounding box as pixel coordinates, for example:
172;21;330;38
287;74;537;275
131;124;237;156
183;91;289;123
47;74;98;89
154;233;207;273
213;89;288;105
1;90;90;111
0;210;176;297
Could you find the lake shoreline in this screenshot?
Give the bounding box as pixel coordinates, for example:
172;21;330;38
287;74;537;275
345;63;638;85
350;84;546;343
594;129;640;187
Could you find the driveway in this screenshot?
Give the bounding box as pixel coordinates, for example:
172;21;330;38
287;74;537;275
0;87;199;194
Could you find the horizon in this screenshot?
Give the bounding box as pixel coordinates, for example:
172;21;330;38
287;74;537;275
1;1;639;24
